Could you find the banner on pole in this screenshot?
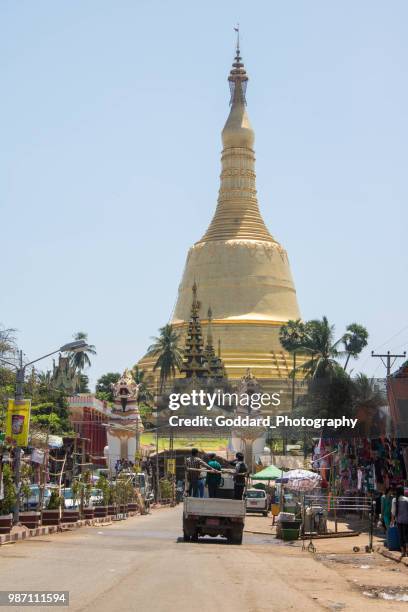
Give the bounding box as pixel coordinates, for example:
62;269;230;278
6;399;31;446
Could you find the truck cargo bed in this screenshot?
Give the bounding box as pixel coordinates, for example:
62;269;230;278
184;497;245;518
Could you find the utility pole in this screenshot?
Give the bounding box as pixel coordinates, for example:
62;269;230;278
0;339;89;524
371;350;407;377
13;350;24;524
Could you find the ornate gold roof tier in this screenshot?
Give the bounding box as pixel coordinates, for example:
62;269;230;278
138;41;303;386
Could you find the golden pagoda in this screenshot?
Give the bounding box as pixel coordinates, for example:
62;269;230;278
139;38;303;385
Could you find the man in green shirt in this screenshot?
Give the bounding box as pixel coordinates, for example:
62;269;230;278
206;453;222;498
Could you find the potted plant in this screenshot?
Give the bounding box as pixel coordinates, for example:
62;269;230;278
42;489;62;526
19;464;41;529
106;479;117;517
82;471;94;520
0;464;16;534
117;476;135;514
62;481;80;523
94;476;109;518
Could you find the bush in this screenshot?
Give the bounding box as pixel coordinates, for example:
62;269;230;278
96;475;111;505
0;464;16;515
47;490;63;510
159;478;173;500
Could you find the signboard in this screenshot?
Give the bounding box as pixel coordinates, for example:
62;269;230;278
6;399;31;446
166;458;176;475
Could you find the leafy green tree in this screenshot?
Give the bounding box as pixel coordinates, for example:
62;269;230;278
30;397;72;435
0;325;17;355
343;324;369;371
69;332;96;371
351;374;385;435
148;324;183;392
297;368;354;423
95;372;120;402
0;326;17;424
0;367;15;428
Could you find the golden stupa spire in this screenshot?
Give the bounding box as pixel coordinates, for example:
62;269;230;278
180;284;208;379
197;36;274;244
205;307;214;355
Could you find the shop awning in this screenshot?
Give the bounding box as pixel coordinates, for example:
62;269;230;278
250;465;286;480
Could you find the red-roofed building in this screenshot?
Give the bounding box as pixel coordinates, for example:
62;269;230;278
68;394;108;466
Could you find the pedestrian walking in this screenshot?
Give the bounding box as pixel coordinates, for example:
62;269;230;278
381;488;392;532
391;485;408;556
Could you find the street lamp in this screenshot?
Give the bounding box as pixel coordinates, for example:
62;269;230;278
0;339;89;522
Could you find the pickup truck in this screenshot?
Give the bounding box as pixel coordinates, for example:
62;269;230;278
183;496;245;544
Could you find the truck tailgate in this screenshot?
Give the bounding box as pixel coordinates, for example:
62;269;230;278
184;497;245;518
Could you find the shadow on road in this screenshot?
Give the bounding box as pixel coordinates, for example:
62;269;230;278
176;537;229;545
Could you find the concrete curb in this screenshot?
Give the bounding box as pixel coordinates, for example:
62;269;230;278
378;546;408;566
0;511;139;546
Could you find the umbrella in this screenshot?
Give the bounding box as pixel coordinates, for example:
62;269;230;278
250;464;285;480
275;468;321;492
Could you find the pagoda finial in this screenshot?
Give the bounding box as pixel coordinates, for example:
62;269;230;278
229;26;248;105
234;24;240;58
206;306;214;349
191;281;200;315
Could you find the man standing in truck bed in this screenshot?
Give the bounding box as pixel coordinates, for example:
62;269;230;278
206;452;222;498
232;452;248;500
185;448;204;497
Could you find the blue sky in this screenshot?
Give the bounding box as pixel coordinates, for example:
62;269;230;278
1;1;407;385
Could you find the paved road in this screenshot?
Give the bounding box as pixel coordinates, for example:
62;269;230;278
0;507;406;611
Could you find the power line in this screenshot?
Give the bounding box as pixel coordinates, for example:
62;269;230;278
374;324;408;351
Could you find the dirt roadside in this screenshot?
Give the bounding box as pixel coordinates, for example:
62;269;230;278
244;512;408;608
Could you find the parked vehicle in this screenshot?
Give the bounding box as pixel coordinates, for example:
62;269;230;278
26;485;51;510
245;489;268;516
62;487;102;508
183;496;245;544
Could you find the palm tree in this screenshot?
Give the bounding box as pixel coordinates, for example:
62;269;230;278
342;323;369;371
299;316;345;379
279;319;307;410
148;324;183;392
132;366;154;404
69;332;96;371
352;374;385;435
